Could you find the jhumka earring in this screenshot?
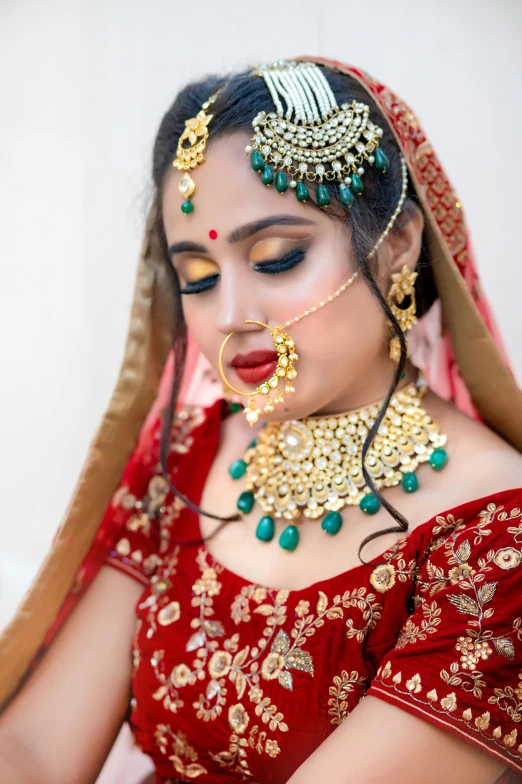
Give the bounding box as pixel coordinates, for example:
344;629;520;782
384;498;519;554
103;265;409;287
245;60;389;208
387;265;418;362
172;90;221;214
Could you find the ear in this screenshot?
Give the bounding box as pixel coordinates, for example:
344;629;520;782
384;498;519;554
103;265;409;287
375;201;424;285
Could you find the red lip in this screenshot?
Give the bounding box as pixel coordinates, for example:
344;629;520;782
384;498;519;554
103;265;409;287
231;350;278;385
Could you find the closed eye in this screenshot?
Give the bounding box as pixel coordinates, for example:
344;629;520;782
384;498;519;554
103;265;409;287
179;248;307;295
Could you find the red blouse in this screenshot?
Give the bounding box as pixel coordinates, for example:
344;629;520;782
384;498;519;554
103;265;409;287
90;399;522;782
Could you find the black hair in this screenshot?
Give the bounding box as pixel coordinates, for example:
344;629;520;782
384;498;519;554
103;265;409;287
151;64;437;565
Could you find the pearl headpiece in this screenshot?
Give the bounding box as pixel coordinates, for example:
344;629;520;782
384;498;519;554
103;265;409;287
245;60;390;208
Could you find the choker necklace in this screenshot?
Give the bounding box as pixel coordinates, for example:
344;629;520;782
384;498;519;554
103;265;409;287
227;375;448;551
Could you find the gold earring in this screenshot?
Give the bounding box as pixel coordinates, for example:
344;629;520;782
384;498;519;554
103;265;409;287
218;321;298;426
387;265;418;362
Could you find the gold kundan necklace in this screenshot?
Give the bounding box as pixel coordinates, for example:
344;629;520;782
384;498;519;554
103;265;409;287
227;374;448;551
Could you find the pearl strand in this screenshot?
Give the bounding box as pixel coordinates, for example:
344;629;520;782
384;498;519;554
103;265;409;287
305;67;335;119
276;70;302;122
294;69;320;124
263;71;284;117
279;271;359;329
367;156;408;260
301;67;328;121
284;70;310;124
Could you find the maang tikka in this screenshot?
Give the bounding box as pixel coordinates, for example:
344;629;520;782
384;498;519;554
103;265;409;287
245;60;389;208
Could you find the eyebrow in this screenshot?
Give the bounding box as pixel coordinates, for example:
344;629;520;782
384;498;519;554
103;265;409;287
168;215;316;257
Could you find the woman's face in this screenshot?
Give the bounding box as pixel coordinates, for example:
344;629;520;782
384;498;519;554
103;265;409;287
162;132;412;419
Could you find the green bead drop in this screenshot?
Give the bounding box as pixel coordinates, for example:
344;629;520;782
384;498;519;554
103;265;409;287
229;402;242;413
350;172;364;195
374;148;389;172
181;201;194;214
261;165;274;185
295;181;310;202
338;183;355;207
237;491;255;514
321;511;343;535
430;448;448;472
256;516;275;542
279;524;299;551
359;494;381;515
402;472;419;494
316;184;331;207
275;171;288;193
248;439;257;450
228;459;247;480
250;150;265;172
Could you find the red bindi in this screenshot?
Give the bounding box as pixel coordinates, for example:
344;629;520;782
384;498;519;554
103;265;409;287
209;229;218;240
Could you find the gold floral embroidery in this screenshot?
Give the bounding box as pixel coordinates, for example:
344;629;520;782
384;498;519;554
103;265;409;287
328;669;369;726
369;538;419;594
155;725;208;779
372;499;522;766
394;600;441;648
370;563;396;593
138;547;180;640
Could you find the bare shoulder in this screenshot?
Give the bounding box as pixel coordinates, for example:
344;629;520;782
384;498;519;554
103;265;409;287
429;391;522;497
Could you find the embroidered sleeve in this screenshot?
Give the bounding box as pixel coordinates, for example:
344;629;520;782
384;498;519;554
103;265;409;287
98;417;164;586
98;403;208;586
367;499;522;776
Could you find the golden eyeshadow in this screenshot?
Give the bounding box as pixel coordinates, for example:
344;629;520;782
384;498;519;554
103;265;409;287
249;236;310;265
179;258;219;284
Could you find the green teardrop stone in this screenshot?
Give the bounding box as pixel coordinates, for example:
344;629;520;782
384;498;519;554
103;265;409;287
237;491;255;514
261;165;274;185
374;148;389;172
350;172;364;194
181;201;194;214
429;448;448;471
279;524;299;551
275;171;288;193
321;511;343;535
229;402;242;413
250;150;265;172
401;472;419;493
256;516;275;542
316;184;331;207
359;494;381;515
338;183;355;207
228;459;247;480
295;181;310;202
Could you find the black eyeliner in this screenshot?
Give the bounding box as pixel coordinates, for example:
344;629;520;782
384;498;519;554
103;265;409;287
252;248;306;274
179;248;307;295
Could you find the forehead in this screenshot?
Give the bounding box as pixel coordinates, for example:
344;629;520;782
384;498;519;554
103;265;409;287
162;132;334;242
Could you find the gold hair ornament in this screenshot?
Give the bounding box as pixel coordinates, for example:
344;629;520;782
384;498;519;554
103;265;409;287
173;91;221;214
219;157;409;425
246;60;389;208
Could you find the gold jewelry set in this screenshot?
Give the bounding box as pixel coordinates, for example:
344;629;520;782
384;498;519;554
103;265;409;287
173;60;447;551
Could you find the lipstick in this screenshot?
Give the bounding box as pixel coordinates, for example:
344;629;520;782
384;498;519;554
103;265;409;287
231;349;278;386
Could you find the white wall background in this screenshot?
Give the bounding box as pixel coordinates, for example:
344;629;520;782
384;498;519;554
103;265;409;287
1;0;521;629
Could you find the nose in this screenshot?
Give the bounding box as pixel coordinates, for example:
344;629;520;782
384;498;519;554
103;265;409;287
215;266;267;336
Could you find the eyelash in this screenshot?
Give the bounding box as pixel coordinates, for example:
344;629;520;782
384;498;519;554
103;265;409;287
179;248;306;295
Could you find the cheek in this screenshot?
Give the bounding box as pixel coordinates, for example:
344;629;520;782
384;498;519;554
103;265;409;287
180;298;220;361
294;282;386;370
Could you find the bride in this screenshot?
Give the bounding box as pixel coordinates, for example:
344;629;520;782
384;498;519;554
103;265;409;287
1;57;521;784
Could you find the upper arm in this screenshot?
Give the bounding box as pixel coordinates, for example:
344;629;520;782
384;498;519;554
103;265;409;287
0;565;144;784
287;694;509;784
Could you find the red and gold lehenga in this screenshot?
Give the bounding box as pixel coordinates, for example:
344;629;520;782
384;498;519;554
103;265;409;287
2;59;522;783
